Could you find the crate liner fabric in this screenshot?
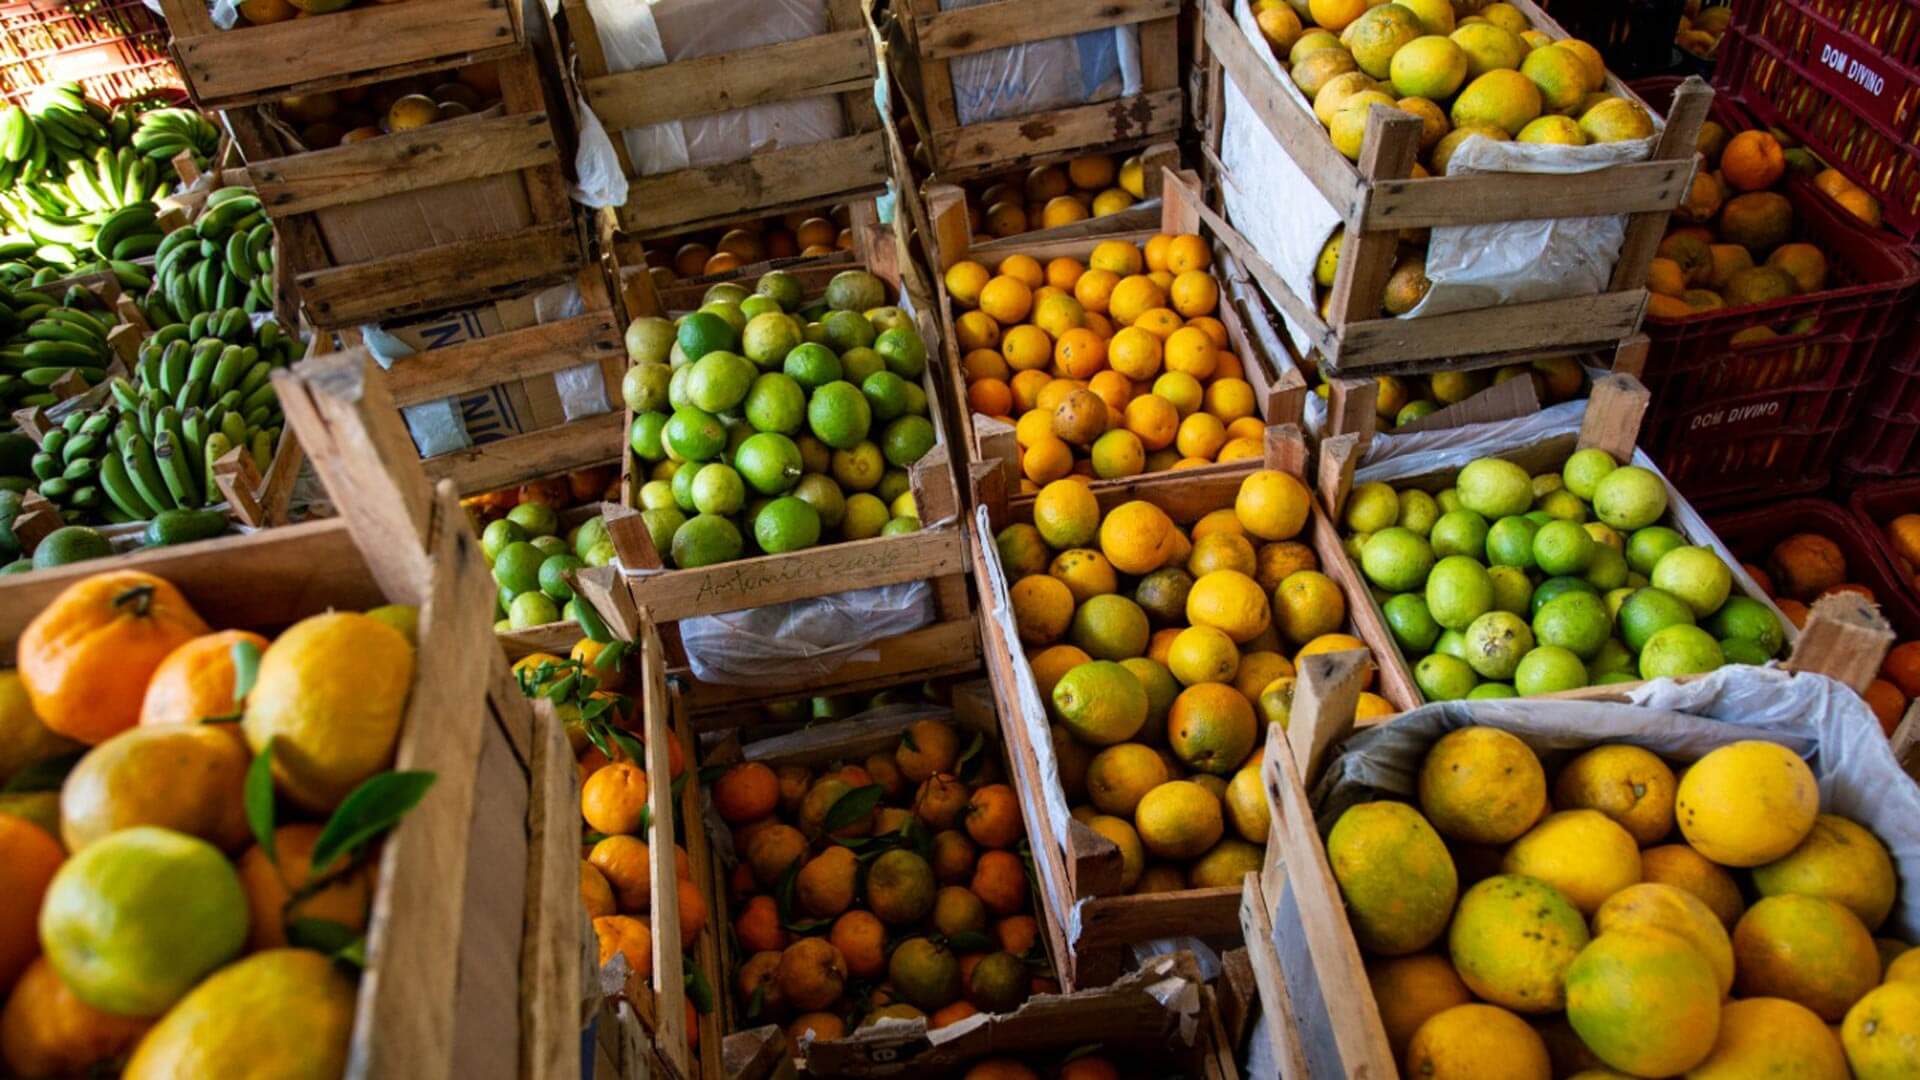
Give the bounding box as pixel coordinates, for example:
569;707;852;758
583;0;846;178
1303;666;1920;940
361;282;611;458
679;581;934;684
1217;0;1660;357
937;0;1141;126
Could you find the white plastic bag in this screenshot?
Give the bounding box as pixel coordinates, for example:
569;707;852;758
940;0;1141;125
679;581;935;684
571;101;631;209
203;0;239;29
1309;667;1920;939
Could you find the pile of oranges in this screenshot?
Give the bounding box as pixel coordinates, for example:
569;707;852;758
710;708;1050;1048
956;153;1150;243
641;204;858;286
947;234;1270;489
997;471;1395;894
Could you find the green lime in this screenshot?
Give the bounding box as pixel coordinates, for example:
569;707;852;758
1514;645;1588;695
826;269;886;311
691;463;746;515
745;372;807;434
757;270;803;310
882;415;936;467
1433;628;1470;662
1462;610;1533;679
784;342;843;389
1625;525;1687;576
32;525;110;569
506;501;558;537
735;432;804;495
699;300;746;336
875;326;927;379
668;363;692;407
1415;653;1477;700
842;493;890;539
1561;447;1617;500
641;506;685;554
1487;565;1533;615
1436;489;1462;513
1467;682;1517;699
496;584;514;614
572;516;609;558
1650;546;1732;616
862;370;911;422
1592;465;1669;530
1430;510;1488;559
803;322;829;345
822;310;876;352
876;467;911;503
1530;576;1599;617
1360;527;1435;592
1345;482;1400;532
629;411;669;461
671;513;744;568
1584;545;1629;591
739;295;783;322
754;496;822;553
831;441;885;491
1524;510;1555;527
664;407;727;462
671;463;699;511
1532;519;1596;576
1396;400;1439;427
687;351;755;413
1426;555;1494;631
1617;587;1695;653
677;311;736;361
1535;489;1588;523
1383;592;1441;652
809;381;873;449
1589;638;1634;676
1456;457;1533;518
1532;473;1563;499
530;535;567;558
703;282;751;308
1532;591;1610;659
1704;595;1785;656
726;418;754;456
492;541;544;595
881;516;921;535
743;312;803;368
622;361;673;413
481;518;525;561
794;434;832;474
840;346;885;384
902;381;928;416
538;553;586;601
1638;624;1724;679
1486;516;1540;568
1719;637;1772;666
867;306;912;334
792;473;847;528
1397;490;1440;537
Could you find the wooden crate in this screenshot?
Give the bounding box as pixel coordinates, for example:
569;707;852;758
1196;0;1710;376
1309;374;1892;708
0;351;581;1080
1240;599;1894;1078
158;0;525;112
560;0;889;241
315;267;626;498
885;0;1183;181
223;46;583;330
973;427;1419;990
928;167;1311;505
605;249;972;635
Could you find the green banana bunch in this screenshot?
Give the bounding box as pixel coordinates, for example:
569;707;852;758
132;109;223;171
0;283;114;414
144;187;275;327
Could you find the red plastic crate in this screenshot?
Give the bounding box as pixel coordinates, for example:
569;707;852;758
1711;496;1920;638
1533;0;1691;79
1716;0;1920;240
0;0;180;105
1839;328;1920;481
1847;478;1920;614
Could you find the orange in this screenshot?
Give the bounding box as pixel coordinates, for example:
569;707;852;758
712;761;778;824
1647;257;1687;297
731;897;789;954
1010;574;1075;644
831;910;888;979
1166;234;1211;274
1296;633;1374;687
944;260;991;307
955;310;1001;352
1168;683;1259;774
1059;1058;1121;1080
978;276;1033;324
137;630;271;727
898;719;962;782
995;914;1040;956
236;823;373;950
965;784;1023;848
998;254;1045;288
1046;257;1085;290
0;813;63;989
1863;679;1907;734
1032;292;1086;338
1217;437;1262;462
1073;268;1119;313
1108;275;1167;325
1040;195;1089;229
1154;371;1204;415
1001;324;1053;372
1100;500;1178;574
1034;476;1101;547
1089;239;1144;275
674;243;712;277
968;377;1014;417
1124;394;1180;450
1025;166;1070;202
1009;368;1052;412
594;914;653;993
1204;377;1257;422
1014;408;1056;448
582;762;648;835
1834;186;1883;227
1055;327;1107;378
787;1011;845;1043
1164;326;1218;378
1036;378;1084;414
1721;130;1786;192
1170;270;1219;317
1236;469;1311;540
1176;412;1228;460
0;956;150;1076
1227;416;1266;441
590;834;657;911
1882;640;1920;699
1082;310;1114;338
964;347;1011;382
963;1061;1041;1080
581;861;616;918
1130;307;1182;340
970;849;1029;915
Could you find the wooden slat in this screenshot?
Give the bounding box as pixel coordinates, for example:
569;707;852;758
585;30;874;130
680;620;979;716
384;313;623;407
1331;289;1648;370
927;89;1184;174
521;702;585;1080
913;0;1177;59
1327;107;1420;329
624;527;968;622
422;411;625;495
171;0;518;108
1362;158;1693;230
639;618;693;1079
295;222;582;328
616;132;890;236
1076;886;1243;945
250;114;556;218
1240;865;1310;1080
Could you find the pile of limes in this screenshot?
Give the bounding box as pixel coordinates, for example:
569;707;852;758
996;470;1393;891
622;269;937;568
1340;448;1788;699
949;234;1270;490
1320;353;1587;429
481;500;615;631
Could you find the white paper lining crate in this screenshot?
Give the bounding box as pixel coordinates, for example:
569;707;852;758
1196;0;1710;376
885;0;1183;181
0;351;582;1080
972;428;1421;990
560;0;889;242
927;168;1312;507
1239;601;1897;1078
158;0;525;112
220;44;583;331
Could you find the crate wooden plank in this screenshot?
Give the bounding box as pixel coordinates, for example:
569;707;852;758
250;113;559;218
926;89;1184;175
1332;289;1650;370
384;313;623;408
166;0;519;107
295;222;583;328
584;30;874;130
421;411;625;496
1362;158;1696;231
913;0;1178;59
614;132;891;236
680;620;981;718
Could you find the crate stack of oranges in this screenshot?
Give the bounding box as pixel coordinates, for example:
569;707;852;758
946;235;1268;490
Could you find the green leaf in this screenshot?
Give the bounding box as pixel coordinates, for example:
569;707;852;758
198;713;240;725
637;803;651;837
955;730;985;774
0;749;84;793
774;858;800;924
309;770;437;872
612;729;643;764
593;639;628;671
781;917;834;936
229;638;261;703
821;783;885;837
245;736;278;862
583;722;614;761
683;957;715;1013
947;930;993;953
697;763;729;785
670;771;689;799
900;727;918;752
288;917;360;954
581;830;610;847
334;936;368;970
746;982;766;1020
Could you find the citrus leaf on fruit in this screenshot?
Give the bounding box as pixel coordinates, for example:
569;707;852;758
955;730;986;780
288;917;361;955
747;983;766;1019
593;640;628;672
947;930;994;953
310;770;437;871
684;959;716;1013
246;736;278;862
229;637;261;701
822;783;885;836
1;749;83;793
